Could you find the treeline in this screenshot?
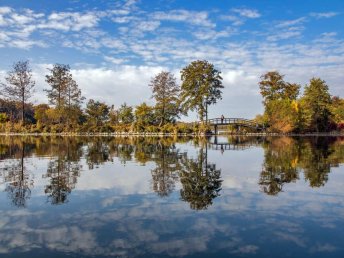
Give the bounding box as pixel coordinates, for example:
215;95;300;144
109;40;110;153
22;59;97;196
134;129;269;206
257;71;344;133
1;61;343;134
0;60;223;134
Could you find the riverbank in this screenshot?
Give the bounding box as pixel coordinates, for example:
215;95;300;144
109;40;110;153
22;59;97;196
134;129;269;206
1;131;343;137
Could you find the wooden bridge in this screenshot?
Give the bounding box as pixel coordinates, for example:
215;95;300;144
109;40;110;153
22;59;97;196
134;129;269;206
204;118;265;134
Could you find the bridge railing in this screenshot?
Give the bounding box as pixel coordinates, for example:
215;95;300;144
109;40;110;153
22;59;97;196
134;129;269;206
197;117;264;130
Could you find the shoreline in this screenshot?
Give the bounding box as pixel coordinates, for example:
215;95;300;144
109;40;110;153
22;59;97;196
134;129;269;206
0;132;343;137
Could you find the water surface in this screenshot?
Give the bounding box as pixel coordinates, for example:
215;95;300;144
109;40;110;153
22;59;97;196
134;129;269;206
0;136;343;258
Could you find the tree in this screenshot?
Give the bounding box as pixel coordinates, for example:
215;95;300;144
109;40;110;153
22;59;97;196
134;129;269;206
45;64;71;109
259;71;300;105
45;64;84;128
330;96;344;127
0;113;8;123
259;71;301;132
150;71;180;126
118;103;134;124
265;99;300;133
1;61;35;125
34;104;50;126
300;78;332;132
85;99;110;127
134;102;155;130
180;60;223;121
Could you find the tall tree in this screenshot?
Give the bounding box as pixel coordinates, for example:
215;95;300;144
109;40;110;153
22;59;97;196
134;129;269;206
118;103;134;124
45;64;71;109
134;102;155;130
45;64;83;128
1;61;35;125
301;78;332;132
180;60;223;121
259;71;301;132
85;99;110;127
259;71;300;104
150;71;180;126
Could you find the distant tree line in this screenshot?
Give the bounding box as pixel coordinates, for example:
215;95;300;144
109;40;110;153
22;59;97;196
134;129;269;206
256;71;344;133
1;61;343;134
0;60;223;134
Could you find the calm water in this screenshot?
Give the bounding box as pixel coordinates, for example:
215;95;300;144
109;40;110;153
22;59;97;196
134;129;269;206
0;136;343;258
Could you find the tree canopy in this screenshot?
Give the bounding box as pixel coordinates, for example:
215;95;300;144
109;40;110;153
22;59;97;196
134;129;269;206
1;61;35;125
180;60;224;121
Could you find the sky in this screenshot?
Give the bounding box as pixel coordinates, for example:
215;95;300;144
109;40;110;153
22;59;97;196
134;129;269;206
0;0;343;120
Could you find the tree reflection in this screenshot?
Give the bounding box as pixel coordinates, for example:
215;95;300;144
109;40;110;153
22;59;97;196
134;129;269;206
300;137;334;187
0;142;33;207
259;137;344;195
150;143;183;197
43;138;82;205
180;147;222;210
259;137;300;195
86;138;113;169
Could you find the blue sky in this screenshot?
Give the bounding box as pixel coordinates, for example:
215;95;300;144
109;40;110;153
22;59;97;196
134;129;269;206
0;0;343;119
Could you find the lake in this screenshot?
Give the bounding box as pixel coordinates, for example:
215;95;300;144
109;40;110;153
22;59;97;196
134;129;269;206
0;136;343;258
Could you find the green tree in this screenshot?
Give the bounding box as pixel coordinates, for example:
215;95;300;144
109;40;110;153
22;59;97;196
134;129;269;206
180;60;223;121
0;113;8;123
265;99;300;133
134;102;155;130
45;64;83;128
150;71;180;126
259;71;300;104
118;103;134;124
1;61;35;125
34;104;50;126
65;78;84;129
330;96;344;127
300;78;332;132
259;71;301;132
45;64;71;109
85;99;110;127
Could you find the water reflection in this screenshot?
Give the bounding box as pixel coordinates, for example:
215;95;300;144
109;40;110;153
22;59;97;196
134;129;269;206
0;136;344;257
259;137;344;195
0;136;343;206
180;147;222;210
0;141;33;207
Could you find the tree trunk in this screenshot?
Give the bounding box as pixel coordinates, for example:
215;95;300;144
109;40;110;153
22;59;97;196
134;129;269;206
22;95;25;126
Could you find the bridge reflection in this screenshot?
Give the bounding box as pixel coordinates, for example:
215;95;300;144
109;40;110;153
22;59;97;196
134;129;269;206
207;136;263;152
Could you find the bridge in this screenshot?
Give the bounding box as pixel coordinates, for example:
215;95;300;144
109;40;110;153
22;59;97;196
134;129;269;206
203;118;265;134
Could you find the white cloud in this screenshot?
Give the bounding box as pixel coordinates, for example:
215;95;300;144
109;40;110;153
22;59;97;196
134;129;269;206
11;39;47;49
232;8;261;18
152;10;215;28
220;15;244;26
0;6;12;15
276;17;306;28
138;20;160;32
104;56;127;64
42;12;99;31
310;12;338;19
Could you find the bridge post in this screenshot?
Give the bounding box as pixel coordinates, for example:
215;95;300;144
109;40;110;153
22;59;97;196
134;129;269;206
214;125;218;135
